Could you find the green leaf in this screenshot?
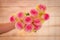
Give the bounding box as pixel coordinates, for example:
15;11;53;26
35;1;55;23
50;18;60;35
26;13;30;16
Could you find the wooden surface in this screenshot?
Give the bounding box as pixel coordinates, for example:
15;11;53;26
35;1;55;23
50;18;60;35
0;0;60;40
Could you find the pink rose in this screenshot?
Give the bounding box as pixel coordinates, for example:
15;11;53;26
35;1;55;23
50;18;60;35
25;24;34;32
24;16;32;24
10;16;15;22
34;18;41;25
15;22;23;30
30;9;38;16
38;4;46;11
17;12;24;18
42;13;49;20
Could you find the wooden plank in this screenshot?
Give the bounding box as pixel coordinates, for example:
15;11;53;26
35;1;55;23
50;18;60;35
0;0;60;40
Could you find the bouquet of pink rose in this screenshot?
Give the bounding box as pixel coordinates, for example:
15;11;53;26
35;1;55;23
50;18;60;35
9;4;49;32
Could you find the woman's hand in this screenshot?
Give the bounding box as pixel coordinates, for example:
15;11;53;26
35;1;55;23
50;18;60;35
0;22;15;34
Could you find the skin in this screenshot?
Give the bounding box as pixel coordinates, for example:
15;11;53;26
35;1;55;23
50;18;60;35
0;22;15;34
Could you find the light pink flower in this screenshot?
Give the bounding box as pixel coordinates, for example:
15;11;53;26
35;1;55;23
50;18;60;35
34;18;41;25
38;4;46;11
24;16;32;24
25;24;34;32
17;12;24;18
16;22;23;30
42;13;49;20
10;16;15;22
30;9;38;16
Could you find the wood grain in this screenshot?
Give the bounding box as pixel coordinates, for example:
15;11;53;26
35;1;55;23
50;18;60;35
0;0;60;40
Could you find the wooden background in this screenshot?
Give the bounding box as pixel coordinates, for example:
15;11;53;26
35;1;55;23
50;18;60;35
0;0;60;40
